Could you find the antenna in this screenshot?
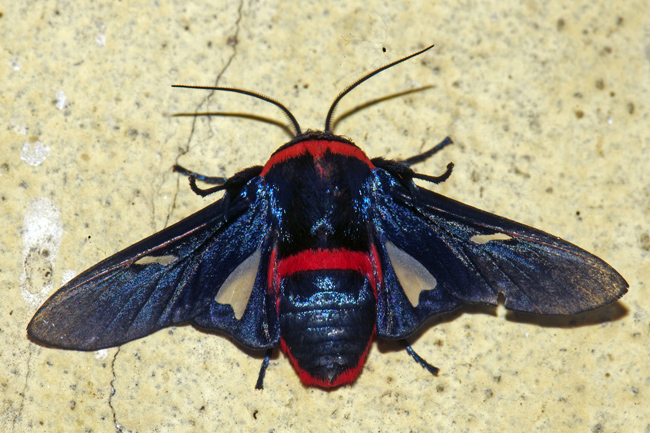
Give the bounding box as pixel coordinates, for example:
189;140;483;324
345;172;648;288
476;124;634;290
172;85;302;137
324;44;435;133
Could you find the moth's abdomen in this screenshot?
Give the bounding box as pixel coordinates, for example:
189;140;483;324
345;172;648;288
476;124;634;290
279;269;375;388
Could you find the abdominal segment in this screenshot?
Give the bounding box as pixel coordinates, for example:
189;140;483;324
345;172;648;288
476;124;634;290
279;268;376;388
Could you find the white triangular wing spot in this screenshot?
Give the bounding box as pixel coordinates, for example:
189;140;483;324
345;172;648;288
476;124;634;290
470;233;512;244
134;255;178;266
385;241;437;307
215;249;261;320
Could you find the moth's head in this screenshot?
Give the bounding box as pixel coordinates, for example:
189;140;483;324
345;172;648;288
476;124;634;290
271;130;357;156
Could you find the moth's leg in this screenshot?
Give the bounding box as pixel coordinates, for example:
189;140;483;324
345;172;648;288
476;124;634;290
255;349;273;390
173;165;262;198
401;340;439;376
173;165;227;184
371;136;454;188
401;136;453;167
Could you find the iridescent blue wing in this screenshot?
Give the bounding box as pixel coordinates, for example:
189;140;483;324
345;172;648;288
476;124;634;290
27;179;277;350
372;169;628;339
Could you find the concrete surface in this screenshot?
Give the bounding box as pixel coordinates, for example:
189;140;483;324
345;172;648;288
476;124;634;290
2;1;648;432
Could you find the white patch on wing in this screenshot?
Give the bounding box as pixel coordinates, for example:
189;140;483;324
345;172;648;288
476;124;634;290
385;241;437;307
470;233;512;244
134;255;177;266
215;249;261;320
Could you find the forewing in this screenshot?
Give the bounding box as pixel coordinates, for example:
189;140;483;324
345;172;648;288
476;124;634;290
372;170;627;337
27;181;271;350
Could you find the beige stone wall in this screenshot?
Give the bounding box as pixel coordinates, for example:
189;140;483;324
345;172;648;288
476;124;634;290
2;1;647;432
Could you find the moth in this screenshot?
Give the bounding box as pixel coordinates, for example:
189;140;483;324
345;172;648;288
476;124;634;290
28;45;628;388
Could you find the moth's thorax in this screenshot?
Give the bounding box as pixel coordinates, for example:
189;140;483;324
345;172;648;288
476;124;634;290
261;132;376;256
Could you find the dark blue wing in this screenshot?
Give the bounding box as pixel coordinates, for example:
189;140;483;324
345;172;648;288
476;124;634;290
27;179;278;350
372;169;628;339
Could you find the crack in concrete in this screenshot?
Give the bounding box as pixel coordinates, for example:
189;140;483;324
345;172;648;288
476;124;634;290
105;2;246;431
12;349;32;432
108;347;124;432
165;0;245;229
